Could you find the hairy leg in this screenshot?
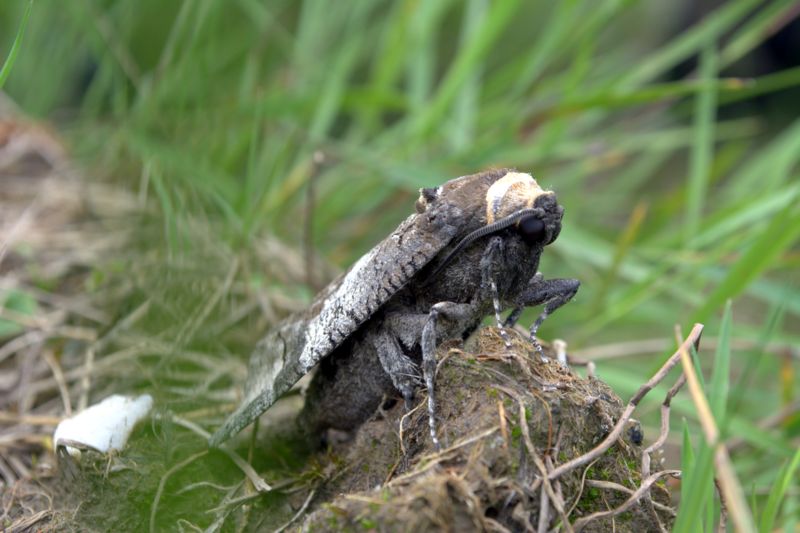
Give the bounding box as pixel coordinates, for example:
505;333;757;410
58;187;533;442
480;236;511;348
421;301;480;450
503;272;543;328
512;276;580;358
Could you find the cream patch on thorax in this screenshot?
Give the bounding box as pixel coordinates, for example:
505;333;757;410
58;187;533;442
485;172;552;223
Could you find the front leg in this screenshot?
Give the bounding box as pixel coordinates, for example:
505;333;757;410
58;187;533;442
480;236;511;348
507;276;580;358
421;301;480;450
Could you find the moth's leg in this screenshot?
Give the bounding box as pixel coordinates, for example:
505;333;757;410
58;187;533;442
421;301;477;450
514;277;580;359
370;328;420;409
504;272;544;328
480;236;511;348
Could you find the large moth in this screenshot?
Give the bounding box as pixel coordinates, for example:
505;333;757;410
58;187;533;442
210;169;579;449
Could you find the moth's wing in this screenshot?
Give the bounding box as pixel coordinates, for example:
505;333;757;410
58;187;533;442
208;317;308;447
209;210;461;446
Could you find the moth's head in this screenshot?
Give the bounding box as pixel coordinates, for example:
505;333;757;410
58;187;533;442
416;170;564;283
415;169;564;247
485;172;563;246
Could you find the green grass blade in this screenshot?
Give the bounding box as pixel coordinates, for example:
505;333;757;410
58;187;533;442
681;420;695;477
720;0;800;69
688;184;800;249
693;202;800;322
719;65;800;107
0;0;33;89
507;1;580;99
724;118;800;200
406;0;454;113
704;483;715;533
620;0;760;88
675;325;737;533
148;163;178;254
410;0;522;135
685;38;718;245
728;301;785;418
448;0;487;152
759;448;800;533
537;77;749;119
675;432;716;532
709;301;732;423
308;37;361;140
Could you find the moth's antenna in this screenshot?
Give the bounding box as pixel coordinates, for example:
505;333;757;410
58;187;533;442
424;208;539;283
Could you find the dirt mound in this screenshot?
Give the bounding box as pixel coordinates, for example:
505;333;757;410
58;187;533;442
300;327;674;532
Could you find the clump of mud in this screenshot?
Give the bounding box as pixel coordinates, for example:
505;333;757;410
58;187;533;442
301;327;673;532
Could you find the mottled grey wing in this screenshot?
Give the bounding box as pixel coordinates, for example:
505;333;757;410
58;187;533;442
209;210;460;446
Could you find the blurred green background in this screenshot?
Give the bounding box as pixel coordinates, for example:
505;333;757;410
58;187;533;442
1;0;798;530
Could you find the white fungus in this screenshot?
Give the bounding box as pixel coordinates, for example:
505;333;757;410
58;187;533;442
53;394;153;457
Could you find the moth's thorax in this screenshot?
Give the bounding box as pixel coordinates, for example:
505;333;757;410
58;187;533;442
486;172;554;223
413;233;542;311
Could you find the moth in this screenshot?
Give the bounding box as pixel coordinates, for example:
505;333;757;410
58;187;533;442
210;169;579;449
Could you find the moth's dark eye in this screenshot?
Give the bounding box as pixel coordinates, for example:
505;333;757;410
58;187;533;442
517;215;545;244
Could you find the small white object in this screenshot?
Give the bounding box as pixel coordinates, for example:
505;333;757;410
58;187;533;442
53;394;153;457
553;339;568;366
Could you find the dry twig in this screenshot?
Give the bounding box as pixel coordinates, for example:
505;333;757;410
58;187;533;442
571;470;679;532
549;323;704;482
639;372;686;532
495;385;572;533
585;479;675;515
277;487;315;532
157;413;272;493
149;450;209;533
